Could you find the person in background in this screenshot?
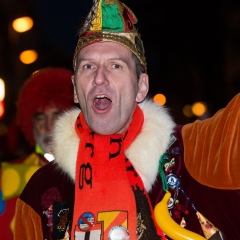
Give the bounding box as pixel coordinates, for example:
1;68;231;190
0;67;75;240
14;1;240;240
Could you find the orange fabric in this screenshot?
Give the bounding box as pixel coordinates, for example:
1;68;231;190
182;93;240;189
14;198;43;240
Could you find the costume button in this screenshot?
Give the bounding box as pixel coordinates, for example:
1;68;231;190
167;197;174;209
108;226;130;240
78;212;95;231
171;147;181;155
166;174;180;189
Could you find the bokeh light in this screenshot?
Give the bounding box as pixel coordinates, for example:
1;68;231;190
0;78;5;101
12;17;33;33
0;101;4;119
19;50;38;64
183;104;193;118
192;102;207;116
44;153;55;162
153;93;166;106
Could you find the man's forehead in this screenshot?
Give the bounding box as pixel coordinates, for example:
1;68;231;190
77;41;132;59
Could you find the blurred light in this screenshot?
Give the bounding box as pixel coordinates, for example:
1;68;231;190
32;70;40;75
0;121;7;135
44;153;55;162
0;101;4;119
192;102;207;116
153;93;166;106
183;104;193;118
20;50;38;64
0;78;5;101
12;17;33;33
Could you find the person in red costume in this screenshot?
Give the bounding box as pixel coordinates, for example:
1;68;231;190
14;1;240;240
0;68;74;240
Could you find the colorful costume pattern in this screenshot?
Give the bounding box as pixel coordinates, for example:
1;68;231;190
14;94;240;239
0;153;47;240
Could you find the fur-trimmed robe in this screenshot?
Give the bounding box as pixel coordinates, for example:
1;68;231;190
14;95;240;240
52;99;175;192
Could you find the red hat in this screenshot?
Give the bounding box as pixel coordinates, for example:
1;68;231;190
17;67;74;145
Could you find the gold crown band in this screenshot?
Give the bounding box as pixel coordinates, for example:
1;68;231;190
73;31;147;72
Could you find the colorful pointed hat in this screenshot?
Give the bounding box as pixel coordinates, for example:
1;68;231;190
73;0;147;72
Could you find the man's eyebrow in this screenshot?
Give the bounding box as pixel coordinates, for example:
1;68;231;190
33;112;44;119
77;58;93;64
77;57;129;66
108;58;129;66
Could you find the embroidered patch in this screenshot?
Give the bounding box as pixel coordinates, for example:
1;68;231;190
133;186;162;239
41;187;63;238
53;201;73;239
137;213;146;239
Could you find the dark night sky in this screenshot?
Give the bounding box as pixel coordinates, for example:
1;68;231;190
1;0;240;125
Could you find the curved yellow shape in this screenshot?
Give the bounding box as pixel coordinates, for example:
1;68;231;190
154;192;206;240
25;166;40;183
2;168;20;197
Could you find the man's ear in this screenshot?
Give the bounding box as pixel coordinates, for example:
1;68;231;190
136;73;149;103
71;75;79;103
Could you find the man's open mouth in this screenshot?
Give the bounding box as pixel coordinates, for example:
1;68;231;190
93;95;112;110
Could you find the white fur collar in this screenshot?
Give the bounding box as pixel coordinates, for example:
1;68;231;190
52;99;175;192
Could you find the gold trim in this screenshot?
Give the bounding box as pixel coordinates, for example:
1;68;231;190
104;0;115;5
73;31;147;72
121;3;138;23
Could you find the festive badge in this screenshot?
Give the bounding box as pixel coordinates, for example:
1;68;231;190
78;212;95;231
167;133;177;149
53;201;73;239
108;225;130;240
166;174;180;189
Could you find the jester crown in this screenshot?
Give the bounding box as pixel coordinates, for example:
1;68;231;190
73;0;147;72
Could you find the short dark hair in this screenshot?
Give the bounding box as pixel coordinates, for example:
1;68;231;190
131;53;144;80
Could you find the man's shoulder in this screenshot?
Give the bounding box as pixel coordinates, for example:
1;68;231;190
21;160;73;188
19;160;74;210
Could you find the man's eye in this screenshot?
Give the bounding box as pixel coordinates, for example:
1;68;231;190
34;116;45;122
113;64;121;69
83;64;93;69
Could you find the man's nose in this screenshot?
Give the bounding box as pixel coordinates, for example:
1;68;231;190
93;67;109;86
46;118;53;132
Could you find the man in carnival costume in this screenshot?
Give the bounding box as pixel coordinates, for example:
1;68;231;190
14;1;240;240
0;68;74;240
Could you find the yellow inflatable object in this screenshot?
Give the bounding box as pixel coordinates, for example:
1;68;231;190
154;191;206;240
